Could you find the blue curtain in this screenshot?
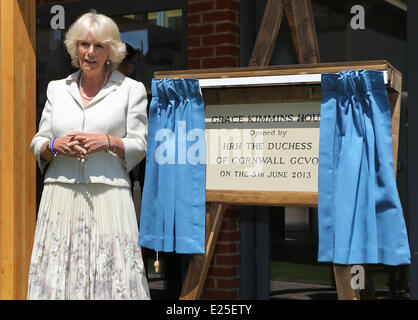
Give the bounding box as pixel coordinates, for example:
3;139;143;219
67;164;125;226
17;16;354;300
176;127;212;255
318;70;410;265
138;78;206;254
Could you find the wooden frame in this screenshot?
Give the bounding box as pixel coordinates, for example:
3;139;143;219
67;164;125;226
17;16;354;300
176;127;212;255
155;60;402;300
155;60;403;207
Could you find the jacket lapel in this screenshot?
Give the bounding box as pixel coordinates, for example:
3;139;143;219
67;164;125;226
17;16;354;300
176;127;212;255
84;70;125;109
65;69;125;109
66;70;83;108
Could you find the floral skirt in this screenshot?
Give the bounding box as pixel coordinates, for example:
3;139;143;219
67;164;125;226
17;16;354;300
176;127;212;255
27;182;150;300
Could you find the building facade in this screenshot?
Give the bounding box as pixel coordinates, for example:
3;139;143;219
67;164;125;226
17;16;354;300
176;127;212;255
0;0;411;299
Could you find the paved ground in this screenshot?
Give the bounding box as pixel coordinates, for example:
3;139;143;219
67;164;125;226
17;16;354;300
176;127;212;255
147;277;410;300
269;280;410;300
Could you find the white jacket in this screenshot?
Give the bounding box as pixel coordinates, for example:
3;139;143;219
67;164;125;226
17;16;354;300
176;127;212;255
30;69;148;188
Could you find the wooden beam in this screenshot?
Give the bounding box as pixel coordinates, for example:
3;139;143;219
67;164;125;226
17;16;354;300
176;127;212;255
0;0;36;300
206;190;318;207
333;264;361;300
180;203;226;300
249;0;284;66
154;60;397;81
387;70;403;176
283;0;320;63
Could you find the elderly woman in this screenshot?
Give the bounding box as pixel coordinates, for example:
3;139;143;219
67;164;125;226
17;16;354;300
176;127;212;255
28;12;150;300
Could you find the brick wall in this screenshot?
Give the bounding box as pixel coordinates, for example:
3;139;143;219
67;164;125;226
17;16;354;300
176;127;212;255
188;0;240;69
203;207;241;299
187;0;241;300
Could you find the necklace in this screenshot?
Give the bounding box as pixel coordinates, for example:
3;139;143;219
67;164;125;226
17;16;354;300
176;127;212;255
79;72;108;101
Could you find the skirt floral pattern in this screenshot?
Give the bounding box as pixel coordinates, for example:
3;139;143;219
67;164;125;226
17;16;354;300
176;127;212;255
27;182;150;300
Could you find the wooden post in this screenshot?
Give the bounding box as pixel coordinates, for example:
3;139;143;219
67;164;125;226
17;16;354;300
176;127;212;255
387;69;403;174
249;0;320;66
333;265;361;300
283;0;320;64
249;0;284;66
0;0;36;300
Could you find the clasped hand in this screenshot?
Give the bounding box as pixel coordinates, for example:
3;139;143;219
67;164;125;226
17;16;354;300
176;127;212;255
53;132;108;160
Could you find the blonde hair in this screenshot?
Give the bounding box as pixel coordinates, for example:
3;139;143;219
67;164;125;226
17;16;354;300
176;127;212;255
64;12;126;71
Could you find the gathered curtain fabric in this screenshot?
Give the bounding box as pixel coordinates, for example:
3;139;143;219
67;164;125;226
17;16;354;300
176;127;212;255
318;70;410;265
138;78;206;254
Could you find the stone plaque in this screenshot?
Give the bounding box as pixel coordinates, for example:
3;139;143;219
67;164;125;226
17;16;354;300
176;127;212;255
205;101;321;192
